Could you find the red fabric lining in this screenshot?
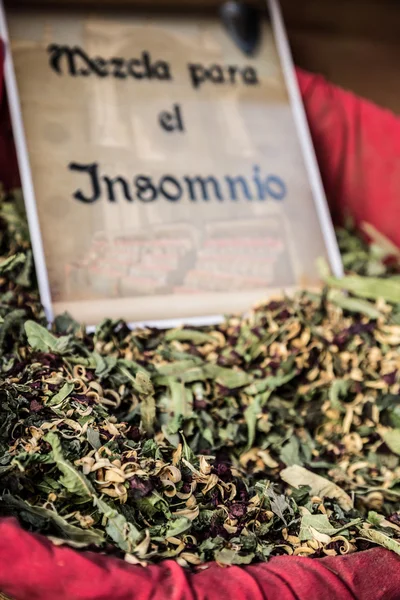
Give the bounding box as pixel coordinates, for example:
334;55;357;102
297;67;400;246
0;41;19;192
0;519;399;600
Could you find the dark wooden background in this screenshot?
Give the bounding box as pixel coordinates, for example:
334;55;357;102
281;0;400;114
10;0;400;113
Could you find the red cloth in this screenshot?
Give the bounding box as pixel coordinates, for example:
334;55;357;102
0;41;19;192
0;518;399;600
297;68;400;246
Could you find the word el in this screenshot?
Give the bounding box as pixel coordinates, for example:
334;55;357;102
159;104;184;132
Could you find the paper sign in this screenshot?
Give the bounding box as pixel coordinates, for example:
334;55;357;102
0;1;342;325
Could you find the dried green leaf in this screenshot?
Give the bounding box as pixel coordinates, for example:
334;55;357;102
12;452;54;470
367;511;384;526
281;466;353;511
164;329;215;345
134;371;154;396
325;274;400;304
164;517;192;538
215;547;255;565
0;495;104;546
244;396;261;450
87;428;102;451
53;312;81;334
244;371;296;395
329;379;350;410
93;352;118;378
383;429;400;455
0;253;26;274
328;289;383;319
358;528;400;555
47;382;74;407
45;432;95;499
205;364;251;389
0;309;26;350
25;321;70;353
280;436;303;467
30;507;104;546
156;359;201;378
93;496;141;553
299;513;338;541
141;394;156;436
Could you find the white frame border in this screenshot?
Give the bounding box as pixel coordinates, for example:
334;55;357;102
0;0;343;329
0;2;53;323
268;0;343;280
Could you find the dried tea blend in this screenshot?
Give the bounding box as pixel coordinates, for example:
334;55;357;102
1;192;400;567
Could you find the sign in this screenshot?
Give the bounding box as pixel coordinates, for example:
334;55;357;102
0;1;342;326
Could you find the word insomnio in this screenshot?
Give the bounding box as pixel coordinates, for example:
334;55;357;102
47;45;259;89
69;162;287;204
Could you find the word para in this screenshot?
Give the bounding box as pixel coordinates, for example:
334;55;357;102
47;45;172;80
69;162;287;204
188;63;259;89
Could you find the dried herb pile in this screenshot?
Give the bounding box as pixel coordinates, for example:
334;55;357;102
1;193;400;567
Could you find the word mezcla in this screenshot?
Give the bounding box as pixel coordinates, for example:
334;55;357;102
47;45;259;89
69;162;287;204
